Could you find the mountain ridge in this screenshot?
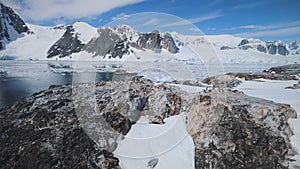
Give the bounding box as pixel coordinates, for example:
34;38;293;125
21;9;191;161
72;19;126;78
0;3;29;49
0;3;299;61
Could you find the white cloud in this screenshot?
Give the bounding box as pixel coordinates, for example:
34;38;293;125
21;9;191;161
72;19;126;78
238;20;300;30
0;0;22;10
112;13;130;21
188;27;201;32
235;26;300;38
162;12;222;27
224;20;300;30
231;1;266;11
144;18;160;26
239;25;260;29
1;0;144;21
207;27;216;31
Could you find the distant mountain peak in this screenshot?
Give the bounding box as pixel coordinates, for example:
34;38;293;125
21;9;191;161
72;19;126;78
221;38;297;56
46;24;179;59
0;3;29;49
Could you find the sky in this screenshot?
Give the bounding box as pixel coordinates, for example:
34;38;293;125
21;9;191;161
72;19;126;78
1;0;300;42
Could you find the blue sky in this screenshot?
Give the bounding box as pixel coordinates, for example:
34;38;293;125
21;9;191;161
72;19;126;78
2;0;300;42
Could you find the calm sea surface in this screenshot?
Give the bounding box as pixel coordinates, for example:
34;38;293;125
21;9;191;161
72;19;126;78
0;60;277;108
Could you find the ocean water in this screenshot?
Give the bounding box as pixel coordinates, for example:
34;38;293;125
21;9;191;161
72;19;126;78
0;60;277;108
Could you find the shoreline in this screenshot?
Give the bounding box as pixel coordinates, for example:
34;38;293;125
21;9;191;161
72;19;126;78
0;63;299;168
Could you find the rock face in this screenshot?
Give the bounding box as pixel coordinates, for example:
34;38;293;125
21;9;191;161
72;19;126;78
237;39;291;56
267;64;300;76
266;41;289;56
187;89;296;169
47;26;84;58
257;44;267;53
47;25;179;59
137;30;162;53
238;39;249;46
135;31;178;54
0;85;122;169
0;77;297;169
83;28;129;59
0;3;29;49
161;33;179;54
290;41;300;55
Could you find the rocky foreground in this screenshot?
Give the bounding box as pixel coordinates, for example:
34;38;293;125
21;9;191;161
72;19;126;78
0;73;298;169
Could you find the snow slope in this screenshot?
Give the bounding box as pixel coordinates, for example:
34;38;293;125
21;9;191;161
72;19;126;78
72;22;98;43
115;114;195;169
0;24;65;60
172;33;300;65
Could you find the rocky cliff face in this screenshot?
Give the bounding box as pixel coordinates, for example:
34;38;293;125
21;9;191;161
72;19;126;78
0;77;296;168
47;26;84;58
0;3;29;49
83;27;129;59
219;38;300;56
47;25;179;59
237;39;291;56
134;30;178;54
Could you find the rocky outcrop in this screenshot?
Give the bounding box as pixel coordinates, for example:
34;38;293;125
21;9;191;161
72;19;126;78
266;64;300;76
237;39;291;56
0;3;29;49
0;77;297;168
136;30;162;53
266;42;289;56
134;31;178;54
161;33;179;54
285;81;300;89
220;46;234;50
47;26;84;58
83;28;129;59
47;25;179;59
238;39;249;46
257;44;267;53
290;41;300;55
0;85;121;169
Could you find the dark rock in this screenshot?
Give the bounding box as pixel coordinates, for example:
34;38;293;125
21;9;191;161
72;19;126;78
108;40;130;59
202;75;242;88
267;43;278;55
257;44;267;53
47;25;179;58
229;72;297;81
137;30;162;53
0;77;296;169
194;105;291;169
102;111;132;135
161;33;179;54
267;64;300;76
83;28;128;59
148;158;159;168
239;45;252;50
220;46;233;50
278;44;289;56
238;39;249;46
47;26;84;58
0;85;121;169
290;41;300;50
0;3;29;49
237;39;292;56
136;31;179;54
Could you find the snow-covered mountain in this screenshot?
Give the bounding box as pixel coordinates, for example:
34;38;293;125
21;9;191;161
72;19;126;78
0;2;299;63
46;23;179;59
0;3;29;50
220;38;291;56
